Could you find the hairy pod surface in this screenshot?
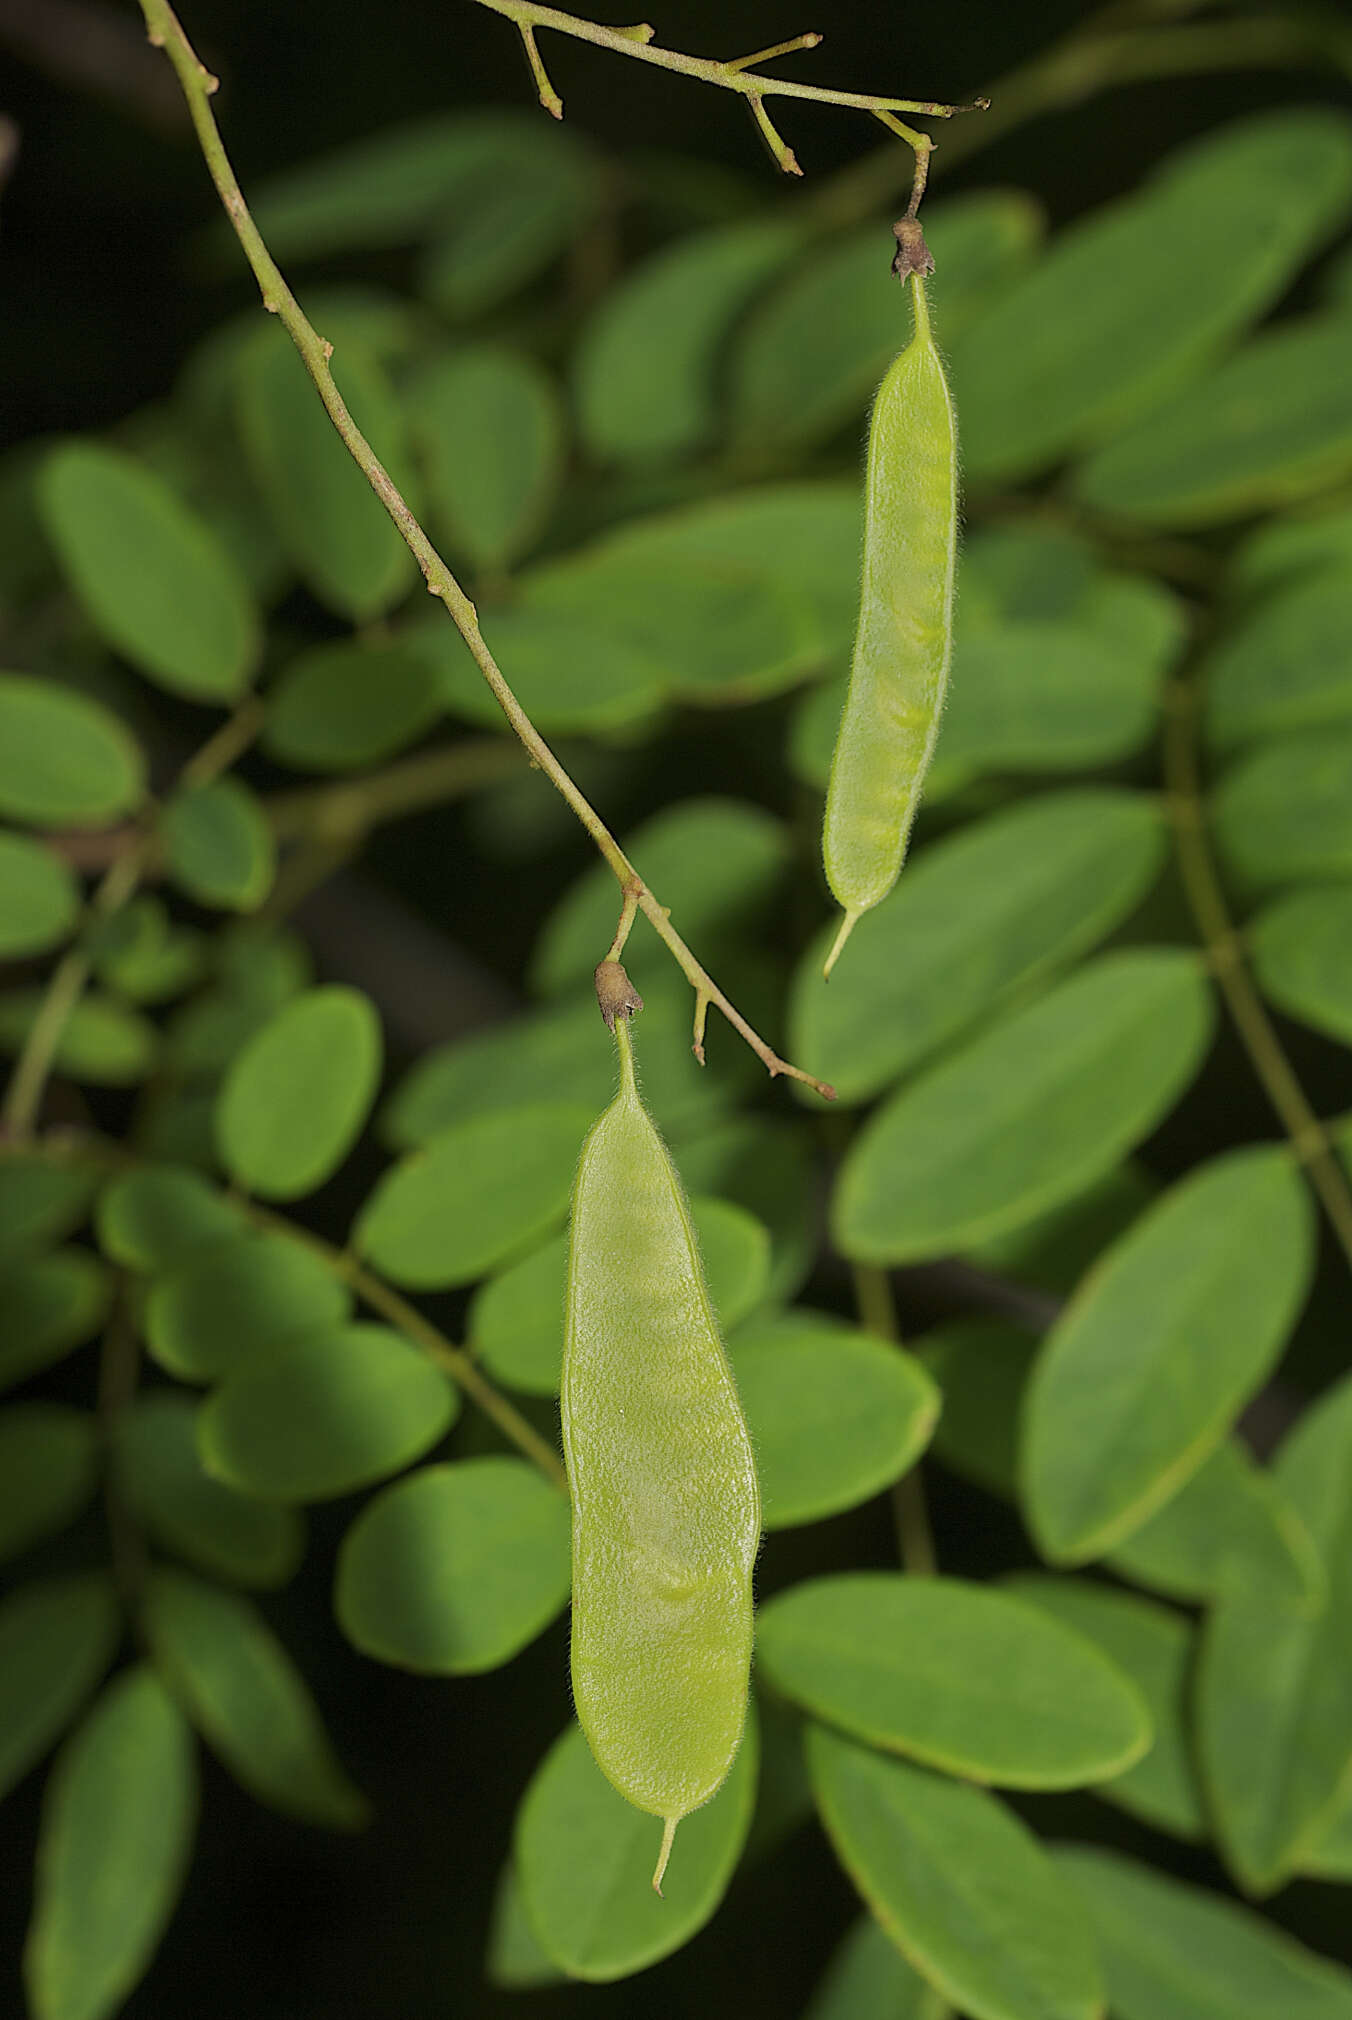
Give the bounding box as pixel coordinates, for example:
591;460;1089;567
823;275;958;976
562;1011;759;1892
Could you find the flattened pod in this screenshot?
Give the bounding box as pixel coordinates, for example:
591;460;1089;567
562;989;759;1893
823;267;958;976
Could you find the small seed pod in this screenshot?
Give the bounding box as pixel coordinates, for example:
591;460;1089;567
562;1009;760;1894
821;263;958;977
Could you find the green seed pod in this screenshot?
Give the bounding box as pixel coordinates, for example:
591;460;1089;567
822;266;958;977
562;982;759;1894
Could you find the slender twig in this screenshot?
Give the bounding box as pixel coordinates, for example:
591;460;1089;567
136;1;834;1102
474;0;986;178
1162;677;1352;1271
1;694;263;1140
852;1263;937;1576
265;738;524;842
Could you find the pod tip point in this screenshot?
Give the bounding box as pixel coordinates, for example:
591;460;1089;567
822;911;860;981
652;1816;678;1897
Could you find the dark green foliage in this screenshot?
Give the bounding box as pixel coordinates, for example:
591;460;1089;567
5;54;1352;2020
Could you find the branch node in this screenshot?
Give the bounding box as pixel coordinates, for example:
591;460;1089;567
692;991;710;1066
615;22;656;43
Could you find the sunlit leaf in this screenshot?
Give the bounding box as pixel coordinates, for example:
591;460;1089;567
216;985;382;1200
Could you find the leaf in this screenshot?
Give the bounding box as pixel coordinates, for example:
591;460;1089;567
1228;497;1352;599
674;1114;817;1304
513;1712;757;1982
1206;571;1352;749
1022;1145;1314;1564
485;1863;565;1991
1304;1794;1352;1883
0;673;144;828
144;1566;368;1828
0;832;80;959
0;988;158;1086
1249;886;1352;1043
759;1572;1147;1788
963;1161;1156;1297
0;1405;100;1562
160;777;275;913
90;895;207;1005
950;108;1352;483
144;1230;351;1381
411;346;564;570
0;1574;119;1803
417;602;665;734
470;1193;772;1395
804;1914;951;2020
412;123;600;315
165;924;313;1082
96;1164;244;1273
200;1324;457;1502
1002;1574;1204;1841
0;1249;109;1395
530;796;791;999
732;192;1042;452
574;218;800;466
37;441;260;702
1107;1435;1323;1605
730;1310;938;1530
808;1726;1104;2020
335;1456;570;1673
216;985;382;1201
114;1391;304;1590
354;1101;593;1289
0;1152;98;1264
920;1319;1039;1499
24;1666;197;2020
236;327;416;621
1057;1843;1352;2020
590;480;863;659
1197;1372;1352;1892
928;574;1182;794
518;549;819;707
791;788;1167;1106
1216;726;1352;890
833;950;1214;1266
262;638;443;773
382;984;755;1149
238;109;597;266
1073;314;1352;524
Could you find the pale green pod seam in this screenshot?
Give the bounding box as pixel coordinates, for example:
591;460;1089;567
562;1011;760;1895
822;275;958;976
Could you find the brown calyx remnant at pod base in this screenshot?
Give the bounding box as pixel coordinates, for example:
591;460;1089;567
594;960;644;1031
892;216;935;279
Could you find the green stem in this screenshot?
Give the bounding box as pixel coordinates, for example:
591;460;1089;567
852;1263;936;1576
265;738;524;843
136;2;834;1102
1162;678;1352;1272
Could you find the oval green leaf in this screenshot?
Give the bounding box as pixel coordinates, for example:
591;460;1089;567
805;1913;950;2020
144;1566;368;1828
807;1725;1103;2020
1023;1145;1315;1563
200;1324;457;1502
144;1230;352;1382
759;1572;1148;1788
1003;1574;1203;1841
1206;571;1352;750
216;985;382;1201
115;1391;304;1590
412;345;564;570
335;1455;570;1673
263;638;443;773
0;1574;119;1804
95;1164;244;1274
0;832;81;960
0;989;157;1087
0;1405;100;1563
730;1311;939;1531
0;1250;109;1396
514;1712;757;1983
419;602;665;734
1057;1844;1352;2020
0;674;144;829
792;787;1166;1106
355;1101;592;1289
833;950;1214;1266
24;1666;197;2020
1213;730;1352;888
1250;886;1352;1044
160;777;275;913
38;441;259;701
1107;1436;1322;1605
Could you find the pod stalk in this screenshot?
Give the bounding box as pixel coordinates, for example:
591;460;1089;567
823;909;861;980
652;1815;678;1896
